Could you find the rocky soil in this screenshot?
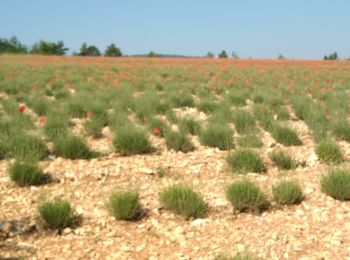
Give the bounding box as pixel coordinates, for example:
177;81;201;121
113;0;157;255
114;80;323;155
1;107;350;259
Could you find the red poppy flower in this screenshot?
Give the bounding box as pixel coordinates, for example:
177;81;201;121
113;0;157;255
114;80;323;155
18;104;26;113
39;116;46;126
86;111;94;118
153;127;160;136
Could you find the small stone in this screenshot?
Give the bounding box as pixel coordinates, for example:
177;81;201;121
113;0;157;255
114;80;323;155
237;243;246;252
139;167;153;175
138;224;146;229
174;226;184;236
331;239;342;246
191;219;208;226
1;222;12;234
63;227;73;234
136;244;145;252
296;209;304;216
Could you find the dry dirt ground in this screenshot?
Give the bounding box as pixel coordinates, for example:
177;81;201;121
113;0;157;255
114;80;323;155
1;110;350;260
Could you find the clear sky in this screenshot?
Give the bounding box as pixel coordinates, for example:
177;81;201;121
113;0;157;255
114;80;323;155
1;0;349;59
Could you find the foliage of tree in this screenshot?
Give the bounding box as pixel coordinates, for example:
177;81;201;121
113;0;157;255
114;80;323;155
78;43;101;56
148;51;161;57
278;53;285;60
232;51;239;59
218;50;228;58
206;51;214;58
324;52;338;60
104;43;122;57
31;40;68;55
0;36;28;54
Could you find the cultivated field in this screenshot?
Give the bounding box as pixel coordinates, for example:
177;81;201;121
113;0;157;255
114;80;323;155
1;56;350;259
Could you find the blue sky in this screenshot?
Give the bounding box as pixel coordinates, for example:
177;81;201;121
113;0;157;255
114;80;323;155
1;0;349;59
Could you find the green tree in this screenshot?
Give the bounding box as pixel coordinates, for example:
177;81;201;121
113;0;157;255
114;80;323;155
0;36;28;54
218;50;228;58
31;40;68;55
148;51;161;57
206;51;214;58
232;51;239;59
78;43;101;56
324;52;338;60
104;43;122;57
278;53;285;60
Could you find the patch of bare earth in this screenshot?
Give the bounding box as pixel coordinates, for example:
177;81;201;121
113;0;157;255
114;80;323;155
1;111;350;259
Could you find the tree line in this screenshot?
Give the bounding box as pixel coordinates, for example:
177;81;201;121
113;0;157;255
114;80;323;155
0;36;122;56
0;36;347;60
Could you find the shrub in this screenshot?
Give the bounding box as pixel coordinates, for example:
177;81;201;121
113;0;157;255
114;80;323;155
269;150;295;170
316;140;344;164
148;117;168;137
197;99;218;113
178;117;201;135
9;135;48;160
227;150;265;174
160;185;208;219
0;141;8;159
253;105;275;132
54;135;98;159
208;102;232;124
333;123;350;142
272;126;302;146
253;94;264;104
27;98;50;116
167;91;195;108
113;127;152;156
109;112;132;131
164;131;194;153
273;180;304;205
43;113;69;140
225;180;270;213
199;124;234;150
292;96;310;120
66;98;86;118
38;198;74;230
84;118;105;138
321;169;350;200
8;160;44;186
232;111;256;134
227;93;247;106
237;134;263;148
108;190;141;220
275;107;290;121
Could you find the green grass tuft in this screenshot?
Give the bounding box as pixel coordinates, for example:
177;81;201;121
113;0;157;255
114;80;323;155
225;179;270;213
321;169;350;200
113;127;152;156
108;190;141;220
227;150;265;174
199;123;234;150
164;131;194;153
333;123;350;142
38;198;74;230
269;150;295;170
315;140;344;164
272;126;302;146
160;185;208;219
54;135;98;159
273;180;304;205
178;117;201;135
9;135;48;161
237;134;263;148
8;160;44;186
232;111;256;134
